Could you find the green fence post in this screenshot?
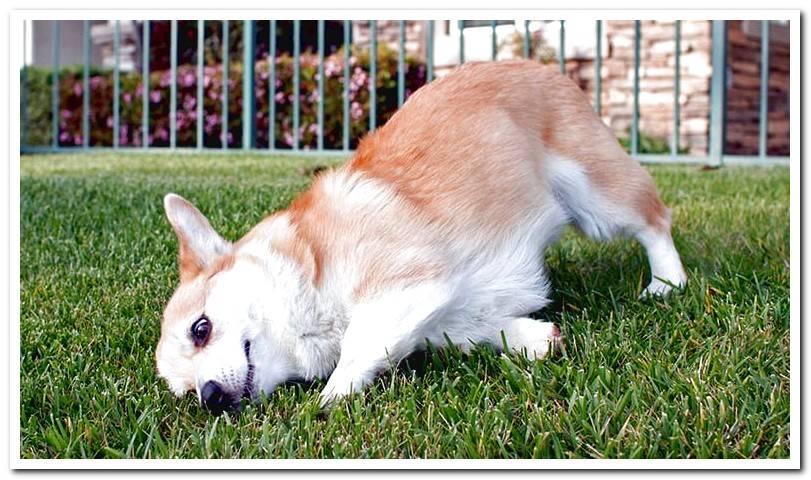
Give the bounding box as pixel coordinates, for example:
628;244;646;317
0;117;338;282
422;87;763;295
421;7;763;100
113;21;120;149
398;20;405;107
51;20;60;150
595;20;602;115
170;20;177;149
559;20;566;73
197;20;204;150
523;20;530;59
82;20;90;149
142;20;150;149
369;20;377;132
293;19;300;150
222;20;229;150
242;20;255;150
269;19;276;150
318;19;325;150
458;20;464;64
343;20;351;151
22;20;29;149
631;20;640;156
759;20;770;158
427;20;434;81
672;20;681;157
708;20;727;166
491;20;497;61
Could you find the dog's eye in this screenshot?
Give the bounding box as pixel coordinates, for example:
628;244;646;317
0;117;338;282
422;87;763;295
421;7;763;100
190;315;211;346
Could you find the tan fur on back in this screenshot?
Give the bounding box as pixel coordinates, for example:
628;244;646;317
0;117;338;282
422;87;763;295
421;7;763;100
353;61;664;228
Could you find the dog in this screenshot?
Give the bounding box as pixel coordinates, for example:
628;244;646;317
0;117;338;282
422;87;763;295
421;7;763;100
156;60;686;414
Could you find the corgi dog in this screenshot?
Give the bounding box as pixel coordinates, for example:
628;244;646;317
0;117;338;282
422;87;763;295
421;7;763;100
156;60;686;414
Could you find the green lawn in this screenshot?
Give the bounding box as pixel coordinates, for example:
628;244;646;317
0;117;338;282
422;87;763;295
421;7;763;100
19;153;790;459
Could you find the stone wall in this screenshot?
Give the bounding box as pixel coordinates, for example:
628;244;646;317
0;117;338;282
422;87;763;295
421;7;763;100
725;20;790;156
565;20;713;155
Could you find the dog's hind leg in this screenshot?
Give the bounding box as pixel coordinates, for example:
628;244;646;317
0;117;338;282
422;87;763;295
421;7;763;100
547;153;687;296
496;317;562;359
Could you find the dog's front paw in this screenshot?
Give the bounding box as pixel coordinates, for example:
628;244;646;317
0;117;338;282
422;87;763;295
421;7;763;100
318;367;369;409
640;274;687;298
318;387;343;409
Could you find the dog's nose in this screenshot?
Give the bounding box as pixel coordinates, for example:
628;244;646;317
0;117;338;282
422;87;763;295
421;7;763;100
201;380;233;415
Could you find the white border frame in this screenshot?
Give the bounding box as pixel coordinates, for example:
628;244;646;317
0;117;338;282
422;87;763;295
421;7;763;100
8;8;801;470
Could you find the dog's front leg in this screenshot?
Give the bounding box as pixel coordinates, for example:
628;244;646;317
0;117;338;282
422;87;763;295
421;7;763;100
319;282;453;408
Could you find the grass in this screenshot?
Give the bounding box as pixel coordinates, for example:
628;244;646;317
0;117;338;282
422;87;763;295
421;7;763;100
19;153;790;459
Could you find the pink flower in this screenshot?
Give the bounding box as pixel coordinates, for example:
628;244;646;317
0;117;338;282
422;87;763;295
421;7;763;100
350;101;363;120
73;83;82;96
324;59;341;76
150;90;162;103
159;73;171;88
183;72;195;87
183;96;196;111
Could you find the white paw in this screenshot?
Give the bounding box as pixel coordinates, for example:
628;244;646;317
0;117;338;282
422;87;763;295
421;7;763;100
318;374;352;408
505;319;562;360
640;273;687;298
318;363;374;408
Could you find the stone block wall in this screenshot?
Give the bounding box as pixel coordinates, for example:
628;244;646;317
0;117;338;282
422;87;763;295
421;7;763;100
725;20;790;156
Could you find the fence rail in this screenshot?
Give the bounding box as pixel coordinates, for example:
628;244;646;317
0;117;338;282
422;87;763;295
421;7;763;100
20;19;789;167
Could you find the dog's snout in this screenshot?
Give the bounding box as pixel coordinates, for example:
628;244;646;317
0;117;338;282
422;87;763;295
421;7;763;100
201;380;234;415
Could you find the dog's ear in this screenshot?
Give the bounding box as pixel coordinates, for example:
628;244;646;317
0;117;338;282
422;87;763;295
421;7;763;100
163;193;232;282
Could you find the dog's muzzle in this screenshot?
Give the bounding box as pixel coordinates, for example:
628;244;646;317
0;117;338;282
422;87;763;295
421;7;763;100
201;380;235;415
201;341;255;415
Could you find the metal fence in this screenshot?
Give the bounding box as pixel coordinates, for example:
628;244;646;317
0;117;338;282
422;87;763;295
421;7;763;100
20;19;789;167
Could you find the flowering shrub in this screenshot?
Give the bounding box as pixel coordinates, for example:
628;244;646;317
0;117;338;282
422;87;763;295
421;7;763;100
21;44;427;150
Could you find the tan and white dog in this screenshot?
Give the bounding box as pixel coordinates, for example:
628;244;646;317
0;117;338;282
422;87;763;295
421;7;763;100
156;61;686;414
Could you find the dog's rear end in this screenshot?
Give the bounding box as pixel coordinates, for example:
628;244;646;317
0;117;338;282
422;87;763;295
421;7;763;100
347;60;685;296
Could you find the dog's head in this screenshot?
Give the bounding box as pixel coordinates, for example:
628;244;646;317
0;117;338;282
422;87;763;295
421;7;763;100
156;194;299;414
